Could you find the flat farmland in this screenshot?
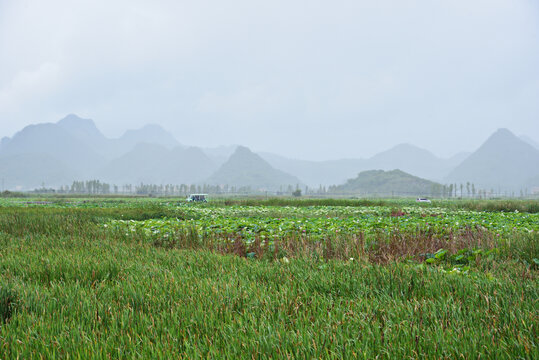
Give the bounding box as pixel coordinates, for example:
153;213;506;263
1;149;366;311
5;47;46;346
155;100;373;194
0;197;537;358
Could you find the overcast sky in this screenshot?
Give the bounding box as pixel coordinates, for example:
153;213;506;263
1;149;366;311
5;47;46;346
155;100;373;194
1;0;538;160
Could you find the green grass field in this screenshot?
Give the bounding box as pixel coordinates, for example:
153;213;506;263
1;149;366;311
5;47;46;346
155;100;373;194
0;197;537;358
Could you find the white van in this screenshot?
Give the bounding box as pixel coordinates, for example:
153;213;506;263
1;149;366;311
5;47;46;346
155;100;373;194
186;194;208;202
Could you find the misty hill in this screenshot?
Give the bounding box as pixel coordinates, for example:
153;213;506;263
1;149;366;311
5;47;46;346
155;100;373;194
333;169;443;196
0;122;104;176
0;114;182;161
259;152;365;187
447;152;471;166
0;153;77;190
57;115;182;159
446;128;539;190
202;145;239;166
58;115;181;159
98;143;216;185
2;115;534;193
119;124;181;152
366;144;468;180
167;147;217;182
261;144;467;187
98;143;169;184
57;114;108;147
0;137;9;151
0;115;187;188
207;146;301;190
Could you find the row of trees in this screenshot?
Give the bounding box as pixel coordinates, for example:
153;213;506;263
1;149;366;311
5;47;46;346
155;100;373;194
53;181;272;196
34;180;534;198
442;183;535;199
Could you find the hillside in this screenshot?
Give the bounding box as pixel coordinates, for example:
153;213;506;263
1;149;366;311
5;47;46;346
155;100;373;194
520;135;539;150
446;128;539;190
98;144;216;185
202;145;239;166
58;115;182;159
207;146;301;190
333;169;443;196
1;115;534;192
0;115;187;188
98;143;170;184
261;144;466;187
118;124;181;152
259;152;366;187
366;144;454;180
0;153;77;190
57;114;108;148
0;122;104;176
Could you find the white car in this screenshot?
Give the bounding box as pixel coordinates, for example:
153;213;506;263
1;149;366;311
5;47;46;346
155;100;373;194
416;198;431;203
186;194;208;202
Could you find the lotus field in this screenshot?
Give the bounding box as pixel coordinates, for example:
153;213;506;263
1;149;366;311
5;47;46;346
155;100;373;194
0;197;537;358
112;204;538;241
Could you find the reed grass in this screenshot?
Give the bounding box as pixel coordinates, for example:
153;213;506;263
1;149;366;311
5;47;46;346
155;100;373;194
0;200;536;358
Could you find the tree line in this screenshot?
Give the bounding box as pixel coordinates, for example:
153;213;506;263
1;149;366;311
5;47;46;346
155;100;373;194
28;180;535;199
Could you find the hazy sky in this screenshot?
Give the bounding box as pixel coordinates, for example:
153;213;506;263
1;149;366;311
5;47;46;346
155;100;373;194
1;0;538;160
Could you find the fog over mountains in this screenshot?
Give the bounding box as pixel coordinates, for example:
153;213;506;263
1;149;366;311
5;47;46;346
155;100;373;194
0;114;538;193
260;145;469;187
207;146;302;190
446;129;539;191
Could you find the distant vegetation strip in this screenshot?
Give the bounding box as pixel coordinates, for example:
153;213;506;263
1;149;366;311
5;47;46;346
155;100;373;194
2;194;539;213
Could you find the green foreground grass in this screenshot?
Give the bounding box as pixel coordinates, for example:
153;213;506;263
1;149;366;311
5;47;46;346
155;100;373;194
0;200;537;359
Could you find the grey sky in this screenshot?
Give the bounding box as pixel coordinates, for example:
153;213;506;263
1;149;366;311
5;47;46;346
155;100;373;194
1;0;538;160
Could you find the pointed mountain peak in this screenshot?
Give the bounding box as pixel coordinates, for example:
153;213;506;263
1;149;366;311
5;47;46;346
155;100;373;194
446;128;539;189
232;145;253;156
207;145;301;190
477;128;535;152
225;146;267;167
493;128;513;136
371;143;436;159
57;114;97;128
485;128;518;143
58;113;86;122
56;114;104;140
495;127;513;135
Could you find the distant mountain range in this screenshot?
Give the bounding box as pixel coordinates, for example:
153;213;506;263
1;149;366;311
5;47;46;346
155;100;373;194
0;114;189;189
260;145;469;187
0;115;298;190
97;143;215;185
0;114;538;193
